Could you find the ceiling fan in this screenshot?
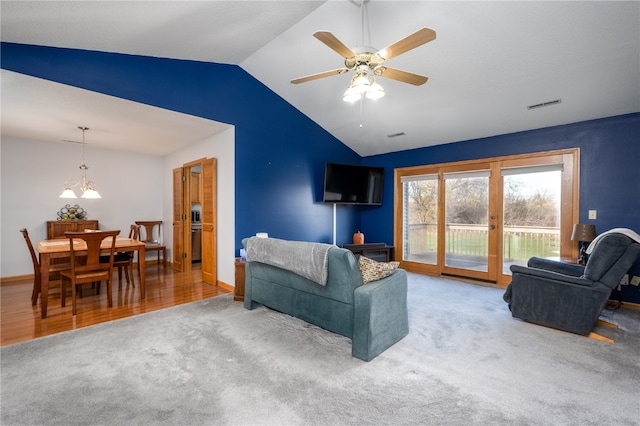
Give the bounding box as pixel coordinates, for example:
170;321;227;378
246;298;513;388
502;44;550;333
291;4;436;102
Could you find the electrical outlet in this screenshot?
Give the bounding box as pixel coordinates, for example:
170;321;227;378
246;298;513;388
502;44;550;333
588;210;597;220
630;275;640;286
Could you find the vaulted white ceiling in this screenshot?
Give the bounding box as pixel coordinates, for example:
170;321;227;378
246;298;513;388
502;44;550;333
2;1;639;157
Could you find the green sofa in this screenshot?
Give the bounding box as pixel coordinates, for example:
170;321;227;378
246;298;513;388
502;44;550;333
243;239;409;361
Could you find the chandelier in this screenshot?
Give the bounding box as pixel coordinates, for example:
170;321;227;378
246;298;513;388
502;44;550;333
59;126;101;199
343;65;385;102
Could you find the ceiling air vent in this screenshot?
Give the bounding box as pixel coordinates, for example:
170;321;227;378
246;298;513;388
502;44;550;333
387;132;406;138
527;99;562;110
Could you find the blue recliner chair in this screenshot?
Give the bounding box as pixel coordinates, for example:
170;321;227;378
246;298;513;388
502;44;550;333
503;232;640;335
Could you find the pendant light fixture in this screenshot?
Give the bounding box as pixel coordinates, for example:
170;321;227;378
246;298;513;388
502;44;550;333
59;126;101;199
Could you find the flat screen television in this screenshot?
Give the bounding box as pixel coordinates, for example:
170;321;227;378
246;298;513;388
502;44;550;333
323;163;384;205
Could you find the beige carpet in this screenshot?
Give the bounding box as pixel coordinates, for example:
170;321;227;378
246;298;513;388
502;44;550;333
2;273;639;425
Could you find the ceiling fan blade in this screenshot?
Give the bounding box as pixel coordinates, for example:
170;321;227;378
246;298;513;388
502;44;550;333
376;28;436;62
291;68;349;84
376;67;428;86
313;31;356;58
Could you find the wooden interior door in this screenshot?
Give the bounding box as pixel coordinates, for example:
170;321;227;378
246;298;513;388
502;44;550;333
172;167;186;272
201;158;217;284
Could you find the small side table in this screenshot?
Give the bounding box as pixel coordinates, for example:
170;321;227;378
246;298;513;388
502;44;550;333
234;258;246;301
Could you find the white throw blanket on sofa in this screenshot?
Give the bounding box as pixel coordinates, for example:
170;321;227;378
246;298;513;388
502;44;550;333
246;237;334;286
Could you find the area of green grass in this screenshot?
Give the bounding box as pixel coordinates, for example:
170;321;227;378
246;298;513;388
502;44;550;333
408;230;559;261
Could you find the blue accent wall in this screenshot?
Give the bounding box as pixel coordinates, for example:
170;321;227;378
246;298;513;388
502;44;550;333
1;42;361;249
3;43;639;301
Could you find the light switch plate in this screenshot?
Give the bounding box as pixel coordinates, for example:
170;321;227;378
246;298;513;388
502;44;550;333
588;210;597;220
630;275;640;286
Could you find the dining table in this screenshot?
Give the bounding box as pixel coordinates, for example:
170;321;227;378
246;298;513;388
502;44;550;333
35;236;146;319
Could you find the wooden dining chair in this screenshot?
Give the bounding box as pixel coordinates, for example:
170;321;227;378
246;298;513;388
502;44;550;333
101;224;140;288
135;220;166;267
60;230;120;315
20;228;71;306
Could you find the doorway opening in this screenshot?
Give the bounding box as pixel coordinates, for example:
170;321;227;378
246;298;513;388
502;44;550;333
173;158;217;285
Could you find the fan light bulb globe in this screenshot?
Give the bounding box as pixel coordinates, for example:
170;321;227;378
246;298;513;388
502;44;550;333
343;87;361;103
366;82;385;100
352;75;370;94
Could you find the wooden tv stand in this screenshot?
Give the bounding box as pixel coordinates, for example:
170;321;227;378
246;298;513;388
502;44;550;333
341;243;395;262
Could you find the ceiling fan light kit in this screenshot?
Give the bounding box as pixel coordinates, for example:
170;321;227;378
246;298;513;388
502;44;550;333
60;126;102;200
342;65;386;102
291;2;436;103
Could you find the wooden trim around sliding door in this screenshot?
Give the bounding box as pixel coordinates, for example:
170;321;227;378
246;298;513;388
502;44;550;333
394;148;580;287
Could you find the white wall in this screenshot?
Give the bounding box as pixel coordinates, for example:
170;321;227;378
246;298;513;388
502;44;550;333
162;126;235;286
1;137;163;277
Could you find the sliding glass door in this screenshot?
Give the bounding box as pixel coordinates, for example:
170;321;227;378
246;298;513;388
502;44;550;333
394;149;578;286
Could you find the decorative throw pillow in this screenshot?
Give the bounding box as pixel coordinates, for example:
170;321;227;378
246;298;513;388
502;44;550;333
358;255;400;284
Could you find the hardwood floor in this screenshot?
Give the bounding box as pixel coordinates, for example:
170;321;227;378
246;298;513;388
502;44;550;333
1;263;231;347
